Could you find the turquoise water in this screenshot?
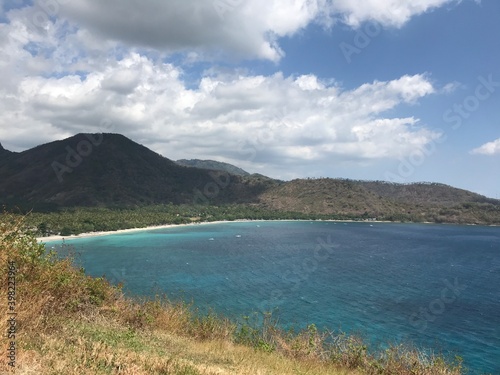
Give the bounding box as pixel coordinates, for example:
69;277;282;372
46;221;500;374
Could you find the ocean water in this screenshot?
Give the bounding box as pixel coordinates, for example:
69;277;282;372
46;221;500;374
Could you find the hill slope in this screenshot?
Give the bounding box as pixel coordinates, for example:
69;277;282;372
1;134;498;224
258;178;500;224
0;133;271;208
359;181;499;206
176;159;250;176
0;142;13;158
258;178;400;216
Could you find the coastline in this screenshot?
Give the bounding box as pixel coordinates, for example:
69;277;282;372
36;220;238;242
36;218;496;243
36;218;385;243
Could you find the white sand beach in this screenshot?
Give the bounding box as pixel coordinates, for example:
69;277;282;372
35;219;264;242
36;218;407;243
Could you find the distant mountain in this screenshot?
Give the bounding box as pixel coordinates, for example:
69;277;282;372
1;134;498;224
259;178;500;224
258;178;402;216
359;181;499;206
176;159;250;176
0;134;272;208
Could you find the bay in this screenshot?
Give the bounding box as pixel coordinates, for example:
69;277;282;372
46;221;500;374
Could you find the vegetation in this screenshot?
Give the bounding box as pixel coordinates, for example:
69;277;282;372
1;213;468;374
11;199;498;239
260;179;500;225
21;204;356;237
1;133;499;226
0;133;274;208
176;159;251;176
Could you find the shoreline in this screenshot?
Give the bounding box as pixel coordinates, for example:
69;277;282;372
36;218;497;243
37;220;237;242
36;218;388;242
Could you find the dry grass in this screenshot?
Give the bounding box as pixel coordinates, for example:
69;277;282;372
0;213;465;374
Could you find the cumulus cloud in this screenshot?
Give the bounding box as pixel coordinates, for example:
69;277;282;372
51;0;465;61
0;1;454;177
0;46;439;175
471;138;500;156
330;0;460;28
58;0;323;62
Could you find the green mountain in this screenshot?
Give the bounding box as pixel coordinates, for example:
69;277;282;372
0;133;271;209
1;134;498;224
176;159;250;176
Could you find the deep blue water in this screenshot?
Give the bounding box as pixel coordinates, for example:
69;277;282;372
46;221;500;374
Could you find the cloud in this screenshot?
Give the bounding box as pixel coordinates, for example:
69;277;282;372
57;0;323;62
441;81;462;94
40;0;465;62
0;1;455;178
0;45;439;177
471;138;500;156
330;0;460;28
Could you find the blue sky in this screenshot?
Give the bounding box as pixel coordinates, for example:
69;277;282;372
0;0;498;198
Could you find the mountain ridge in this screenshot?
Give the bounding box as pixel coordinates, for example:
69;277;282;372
0;133;270;208
0;142;13;158
176;159;251;176
1;133;499;224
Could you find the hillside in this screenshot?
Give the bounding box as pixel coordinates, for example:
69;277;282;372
176;158;250;176
0;134;271;208
0;142;13;158
258;178;500;224
258;178;402;217
1;133;499;224
359;181;500;206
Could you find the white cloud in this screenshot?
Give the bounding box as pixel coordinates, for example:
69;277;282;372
471;138;500;156
37;0;465;61
441;81;461;94
330;0;460;28
57;0;324;62
0;46;440;176
0;1;457;178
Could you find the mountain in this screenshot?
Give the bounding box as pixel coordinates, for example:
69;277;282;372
0;143;13;158
358;181;499;206
0;133;272;208
259;178;500;224
176;159;250;176
1;134;498;224
258;178;402;216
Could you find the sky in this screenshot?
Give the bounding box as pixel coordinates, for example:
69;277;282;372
0;0;499;198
